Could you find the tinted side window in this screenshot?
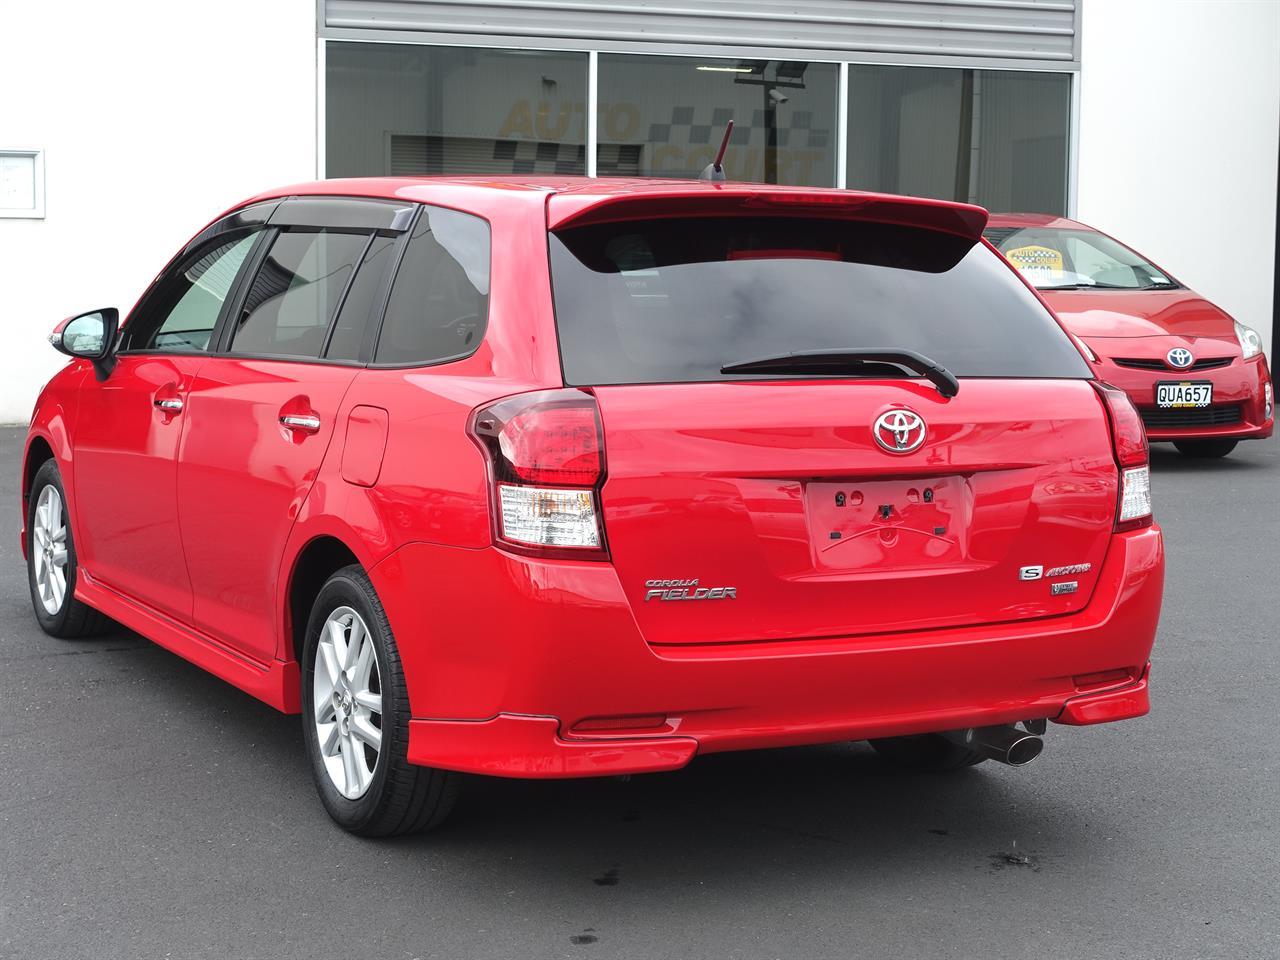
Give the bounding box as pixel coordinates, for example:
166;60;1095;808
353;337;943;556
374;206;490;366
326;234;397;362
232;230;368;359
130;232;258;352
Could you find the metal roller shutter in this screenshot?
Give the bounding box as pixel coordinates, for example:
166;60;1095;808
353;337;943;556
323;0;1079;66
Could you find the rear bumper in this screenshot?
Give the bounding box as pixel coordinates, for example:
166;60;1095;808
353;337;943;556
1094;355;1273;441
376;527;1163;779
407;666;1150;778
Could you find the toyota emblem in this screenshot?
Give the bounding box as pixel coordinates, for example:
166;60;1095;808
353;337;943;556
873;409;927;454
1166;347;1194;369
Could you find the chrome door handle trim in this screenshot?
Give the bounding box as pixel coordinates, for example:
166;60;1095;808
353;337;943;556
280;414;321;432
154;398;184;412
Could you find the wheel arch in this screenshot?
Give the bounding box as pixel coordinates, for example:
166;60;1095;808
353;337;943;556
284;534;364;665
21;423;75;561
23;434;56;503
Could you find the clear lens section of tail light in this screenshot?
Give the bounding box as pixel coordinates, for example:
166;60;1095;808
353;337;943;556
497;485;600;548
1119;466;1152;524
1265;382;1273;421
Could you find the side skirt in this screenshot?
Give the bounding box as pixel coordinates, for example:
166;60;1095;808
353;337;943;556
75;569;300;713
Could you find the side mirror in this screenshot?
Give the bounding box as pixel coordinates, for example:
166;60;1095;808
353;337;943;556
50;308;118;380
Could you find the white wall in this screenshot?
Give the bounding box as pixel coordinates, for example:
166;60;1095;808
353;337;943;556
1077;0;1278;354
0;0;317;422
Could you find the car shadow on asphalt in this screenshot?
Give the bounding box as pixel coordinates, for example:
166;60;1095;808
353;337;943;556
1148;445;1269;472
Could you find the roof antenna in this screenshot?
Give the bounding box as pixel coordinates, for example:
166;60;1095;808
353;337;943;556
699;119;734;181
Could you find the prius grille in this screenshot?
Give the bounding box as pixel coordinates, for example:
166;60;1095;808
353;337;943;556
1140;405;1243;428
1113;357;1233;371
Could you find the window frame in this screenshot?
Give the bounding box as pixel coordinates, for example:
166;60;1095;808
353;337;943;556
116;195;496;371
207;197;418;367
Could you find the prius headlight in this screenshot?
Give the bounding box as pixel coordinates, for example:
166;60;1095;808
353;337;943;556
1234;320;1263;359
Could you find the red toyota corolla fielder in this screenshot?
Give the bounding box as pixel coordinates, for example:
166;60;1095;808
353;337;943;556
24;178;1164;835
986;213;1274;458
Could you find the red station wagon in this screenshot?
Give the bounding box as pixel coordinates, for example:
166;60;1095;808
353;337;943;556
24;179;1164;835
986;213;1274;458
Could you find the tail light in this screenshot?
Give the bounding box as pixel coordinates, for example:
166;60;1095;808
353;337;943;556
469;389;608;559
1092;382;1152;532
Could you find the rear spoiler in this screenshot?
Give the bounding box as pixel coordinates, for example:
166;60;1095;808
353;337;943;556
547;188;989;243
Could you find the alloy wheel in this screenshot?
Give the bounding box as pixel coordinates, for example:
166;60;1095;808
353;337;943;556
32;485;69;616
313;606;383;799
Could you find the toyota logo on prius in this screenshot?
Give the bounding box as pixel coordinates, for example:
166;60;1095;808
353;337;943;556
873;409;927;454
1167;347;1194;369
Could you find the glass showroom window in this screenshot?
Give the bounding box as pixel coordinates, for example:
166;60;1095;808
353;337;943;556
326;43;588;177
846;65;1071;215
596;54;839;187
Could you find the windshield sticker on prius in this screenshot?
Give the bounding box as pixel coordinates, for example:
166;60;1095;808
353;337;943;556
1005;244;1065;284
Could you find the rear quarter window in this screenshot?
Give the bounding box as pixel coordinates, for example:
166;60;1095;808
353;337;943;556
549;216;1091;385
374;205;490;366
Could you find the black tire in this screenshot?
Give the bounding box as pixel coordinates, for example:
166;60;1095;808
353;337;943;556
869;734;987;772
301;564;459;836
1173;438;1238;459
26;459;112;639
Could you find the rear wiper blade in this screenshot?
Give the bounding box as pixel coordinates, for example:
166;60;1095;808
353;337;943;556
720;348;959;398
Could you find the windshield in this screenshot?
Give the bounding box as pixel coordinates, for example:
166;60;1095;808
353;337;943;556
984;226;1177;290
549;216;1091;385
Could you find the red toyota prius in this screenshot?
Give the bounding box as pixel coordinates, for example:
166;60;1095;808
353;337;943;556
23;179;1163;835
986;213;1274;458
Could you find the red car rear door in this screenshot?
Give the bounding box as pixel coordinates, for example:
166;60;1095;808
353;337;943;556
175;199;411;663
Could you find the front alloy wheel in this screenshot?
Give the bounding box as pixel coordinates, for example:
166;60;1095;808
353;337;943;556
26;459;110;638
32;484;68;616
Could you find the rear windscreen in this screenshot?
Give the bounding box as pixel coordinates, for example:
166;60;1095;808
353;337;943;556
549;216;1091;385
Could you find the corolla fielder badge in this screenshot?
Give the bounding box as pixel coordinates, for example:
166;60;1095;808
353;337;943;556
873;409;927;454
644;579;737;602
1166;347;1194;369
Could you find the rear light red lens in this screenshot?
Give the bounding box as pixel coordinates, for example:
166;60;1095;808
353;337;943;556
496;402;602;486
1093;381;1148;468
470;389;608;558
1092;381;1153;532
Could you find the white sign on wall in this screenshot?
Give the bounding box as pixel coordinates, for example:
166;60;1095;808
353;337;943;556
0;149;45;218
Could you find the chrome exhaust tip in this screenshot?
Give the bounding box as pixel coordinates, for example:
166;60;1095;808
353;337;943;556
944;724;1044;766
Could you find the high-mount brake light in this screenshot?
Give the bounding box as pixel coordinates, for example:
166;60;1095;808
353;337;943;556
470;390;608;558
1092;382;1152;532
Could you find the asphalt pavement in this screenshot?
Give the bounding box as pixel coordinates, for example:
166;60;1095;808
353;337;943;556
1;425;1277;960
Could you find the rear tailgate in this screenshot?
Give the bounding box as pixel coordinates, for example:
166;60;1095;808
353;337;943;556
547;188;1110;647
596;379;1116;645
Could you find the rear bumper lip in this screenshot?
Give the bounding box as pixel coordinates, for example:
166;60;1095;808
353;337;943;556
406;663;1154;778
1053;663;1151;726
407;714;698;778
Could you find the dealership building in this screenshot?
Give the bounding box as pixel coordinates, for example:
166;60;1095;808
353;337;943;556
1;0;1276;422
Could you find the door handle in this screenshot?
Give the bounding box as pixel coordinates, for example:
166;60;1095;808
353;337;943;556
280;414;321;433
154;397;184;413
